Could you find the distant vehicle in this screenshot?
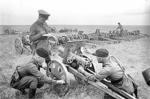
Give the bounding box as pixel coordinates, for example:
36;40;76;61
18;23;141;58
14;28;146;55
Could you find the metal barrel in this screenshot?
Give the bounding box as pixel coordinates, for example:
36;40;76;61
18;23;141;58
142;68;150;86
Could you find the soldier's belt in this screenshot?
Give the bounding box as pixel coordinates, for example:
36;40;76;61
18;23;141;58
111;77;123;84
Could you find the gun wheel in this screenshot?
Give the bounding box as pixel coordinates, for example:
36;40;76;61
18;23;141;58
47;60;70;96
47;60;69;82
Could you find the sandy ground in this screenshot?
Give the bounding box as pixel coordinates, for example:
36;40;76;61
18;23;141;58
0;34;150;99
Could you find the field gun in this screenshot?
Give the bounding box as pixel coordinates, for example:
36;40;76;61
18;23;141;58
62;45;95;73
64;51;136;99
86;68;137;99
46;45;137;99
66;65;126;99
66;52;93;68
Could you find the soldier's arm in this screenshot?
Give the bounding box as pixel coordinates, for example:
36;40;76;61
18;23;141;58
29;65;60;84
42;75;58;84
43;22;49;33
94;64;112;81
29;31;45;42
116;26;120;30
30;32;44;42
120;25;123;30
30;26;46;42
78;65;92;77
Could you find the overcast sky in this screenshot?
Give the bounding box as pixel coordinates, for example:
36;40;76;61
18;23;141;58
0;0;149;25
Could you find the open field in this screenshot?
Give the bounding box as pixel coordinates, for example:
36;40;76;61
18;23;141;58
0;31;150;99
0;34;105;99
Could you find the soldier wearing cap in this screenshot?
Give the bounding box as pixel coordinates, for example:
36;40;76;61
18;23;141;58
88;48;138;99
116;22;123;35
10;54;65;99
29;10;51;64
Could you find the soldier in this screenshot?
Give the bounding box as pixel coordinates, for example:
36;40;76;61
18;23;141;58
88;48;138;99
10;55;65;99
116;22;123;35
29;10;51;63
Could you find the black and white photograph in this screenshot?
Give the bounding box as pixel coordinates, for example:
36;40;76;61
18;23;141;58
0;0;150;99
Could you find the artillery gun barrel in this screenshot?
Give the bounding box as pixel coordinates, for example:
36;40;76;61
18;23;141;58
87;68;137;99
65;51;136;99
66;65;125;99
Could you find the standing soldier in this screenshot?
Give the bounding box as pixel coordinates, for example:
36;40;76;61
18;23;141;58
10;55;65;99
29;10;51;64
88;48;138;99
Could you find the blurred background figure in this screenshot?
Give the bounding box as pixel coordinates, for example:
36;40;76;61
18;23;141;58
116;22;124;36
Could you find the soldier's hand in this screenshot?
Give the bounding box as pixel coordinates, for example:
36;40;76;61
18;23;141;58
41;31;46;35
83;48;90;54
56;80;65;84
88;75;97;82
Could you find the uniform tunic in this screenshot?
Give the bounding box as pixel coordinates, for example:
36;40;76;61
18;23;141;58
11;61;56;90
18;62;52;83
116;24;123;34
95;56;135;95
29;20;50;56
96;57;123;81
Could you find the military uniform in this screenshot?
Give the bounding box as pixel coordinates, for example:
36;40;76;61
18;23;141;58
91;49;136;99
116;23;123;35
30;20;49;53
10;59;58;98
29;10;50;59
97;57;135;98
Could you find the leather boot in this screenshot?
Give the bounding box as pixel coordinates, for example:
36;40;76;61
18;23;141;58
45;57;51;64
20;89;27;95
28;88;36;99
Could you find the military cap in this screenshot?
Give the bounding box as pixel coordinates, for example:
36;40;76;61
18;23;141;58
36;48;51;59
32;54;45;66
92;48;109;57
38;10;50;16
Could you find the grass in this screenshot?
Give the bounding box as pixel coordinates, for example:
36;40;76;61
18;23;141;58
0;34;150;99
0;34;104;99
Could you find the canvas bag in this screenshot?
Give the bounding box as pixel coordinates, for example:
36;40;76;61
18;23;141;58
10;66;20;87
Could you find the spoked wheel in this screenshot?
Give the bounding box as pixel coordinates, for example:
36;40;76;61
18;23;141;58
47;60;69;82
47;60;70;96
15;38;23;55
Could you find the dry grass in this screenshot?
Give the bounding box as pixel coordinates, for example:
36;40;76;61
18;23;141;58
0;34;104;99
0;34;150;99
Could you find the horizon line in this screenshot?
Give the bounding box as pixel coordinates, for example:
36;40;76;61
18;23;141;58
0;24;150;26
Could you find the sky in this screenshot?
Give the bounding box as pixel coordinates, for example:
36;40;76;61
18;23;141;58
0;0;149;25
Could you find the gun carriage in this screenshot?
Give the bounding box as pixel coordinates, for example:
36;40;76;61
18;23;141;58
14;31;138;99
41;34;137;99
